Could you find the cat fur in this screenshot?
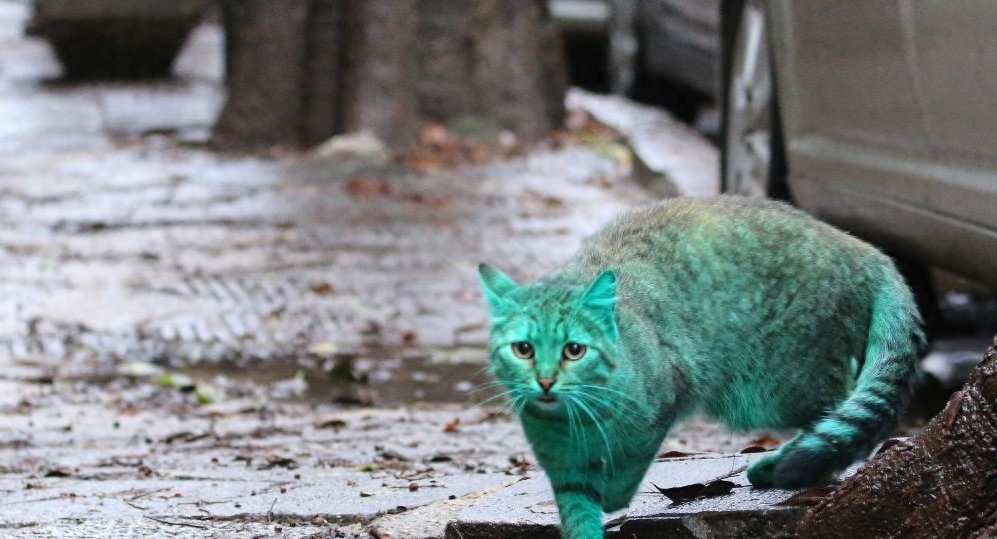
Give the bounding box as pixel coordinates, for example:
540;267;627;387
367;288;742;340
478;196;925;539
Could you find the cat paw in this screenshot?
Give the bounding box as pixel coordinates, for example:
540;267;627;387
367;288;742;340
746;452;780;488
601;494;630;513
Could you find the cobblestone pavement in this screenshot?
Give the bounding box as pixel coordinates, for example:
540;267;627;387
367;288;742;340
0;2;759;537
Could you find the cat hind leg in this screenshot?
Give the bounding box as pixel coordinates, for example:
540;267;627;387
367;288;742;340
750;271;925;488
746;433;834;488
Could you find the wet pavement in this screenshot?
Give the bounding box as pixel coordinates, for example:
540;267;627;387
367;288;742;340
0;2;737;537
1;1;995;537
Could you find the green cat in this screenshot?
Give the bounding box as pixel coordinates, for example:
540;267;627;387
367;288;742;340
477;196;925;539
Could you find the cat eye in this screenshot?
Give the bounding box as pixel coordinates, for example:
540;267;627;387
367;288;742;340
562;342;588;361
511;341;535;360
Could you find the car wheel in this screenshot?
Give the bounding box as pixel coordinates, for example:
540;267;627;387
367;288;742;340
720;0;787;199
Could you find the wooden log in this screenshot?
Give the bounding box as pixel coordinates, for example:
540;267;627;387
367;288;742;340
797;336;997;539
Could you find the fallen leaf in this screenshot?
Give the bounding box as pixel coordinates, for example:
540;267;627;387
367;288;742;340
155;372;195;391
525;188;564;208
314;419;347;430
161;431;209;444
657;450;696;459
404;153;446;173
746;435;782;449
654;479;736;504
118;361;163;378
379;450;408;462
508;455;532;473
739;446;772;454
944;389;966;428
774;486;835;506
875;437;912;456
259;456;298;470
44;468;72;478
420;123;449;147
309;282;335;295
194;382;225;405
308;341;339;357
345;177;391;198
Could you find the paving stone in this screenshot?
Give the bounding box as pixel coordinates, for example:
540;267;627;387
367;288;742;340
445;454;812;539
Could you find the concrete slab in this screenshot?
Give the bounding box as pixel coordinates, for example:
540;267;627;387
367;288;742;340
445;454;811;539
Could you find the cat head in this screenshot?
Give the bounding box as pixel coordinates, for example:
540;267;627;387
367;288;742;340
477;263;620;413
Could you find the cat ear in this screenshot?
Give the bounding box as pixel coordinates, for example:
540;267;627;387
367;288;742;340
581;269;617;310
581;269;618;342
477;263;519;311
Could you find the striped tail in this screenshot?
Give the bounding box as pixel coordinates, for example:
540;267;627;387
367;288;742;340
766;268;927;488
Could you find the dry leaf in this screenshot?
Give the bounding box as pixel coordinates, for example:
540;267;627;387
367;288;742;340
774;486;835;506
944;389;967;428
654;479;736;504
345;177;391;198
746;434;782;449
657;450;696;459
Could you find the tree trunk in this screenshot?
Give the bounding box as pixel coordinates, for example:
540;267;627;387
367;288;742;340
211;0;309;151
212;0;566;152
300;0;345;146
797;335;997;538
338;0;420;148
468;0;568;142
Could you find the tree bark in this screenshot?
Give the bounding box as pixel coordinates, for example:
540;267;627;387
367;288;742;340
211;0;309;151
300;0;345;146
468;0;568;142
212;0;566;152
338;0;420;148
797;335;997;538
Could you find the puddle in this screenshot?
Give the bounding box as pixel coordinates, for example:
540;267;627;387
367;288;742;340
172;346;499;408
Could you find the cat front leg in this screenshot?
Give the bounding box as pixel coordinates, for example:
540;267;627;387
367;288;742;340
602;453;655;512
601;433;663;512
522;417;609;538
547;465;607;539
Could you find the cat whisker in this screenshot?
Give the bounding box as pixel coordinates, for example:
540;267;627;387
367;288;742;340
573;385;651;424
466;379;507;392
563;396;591;464
577;393;647;432
567;393;616;473
575;384;645;406
470;387;520;410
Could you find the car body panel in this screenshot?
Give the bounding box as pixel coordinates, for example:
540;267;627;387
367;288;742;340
766;0;997;288
638;0;720;95
550;0;722;97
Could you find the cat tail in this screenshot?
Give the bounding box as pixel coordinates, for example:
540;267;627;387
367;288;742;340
773;267;927;488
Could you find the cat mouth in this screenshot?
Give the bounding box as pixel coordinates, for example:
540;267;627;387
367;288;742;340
537;394;557;403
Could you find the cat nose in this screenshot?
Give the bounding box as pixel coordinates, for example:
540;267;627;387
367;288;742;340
538;378;555;394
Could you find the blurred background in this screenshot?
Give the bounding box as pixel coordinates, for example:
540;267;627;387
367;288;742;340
1;1;996;534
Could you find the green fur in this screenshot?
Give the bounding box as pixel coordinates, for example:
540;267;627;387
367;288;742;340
478;196;925;539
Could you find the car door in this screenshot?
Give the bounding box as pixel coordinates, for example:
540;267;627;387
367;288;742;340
901;0;997;231
769;0;997;286
770;0;933;209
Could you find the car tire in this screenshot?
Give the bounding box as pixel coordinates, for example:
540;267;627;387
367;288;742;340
720;0;788;199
